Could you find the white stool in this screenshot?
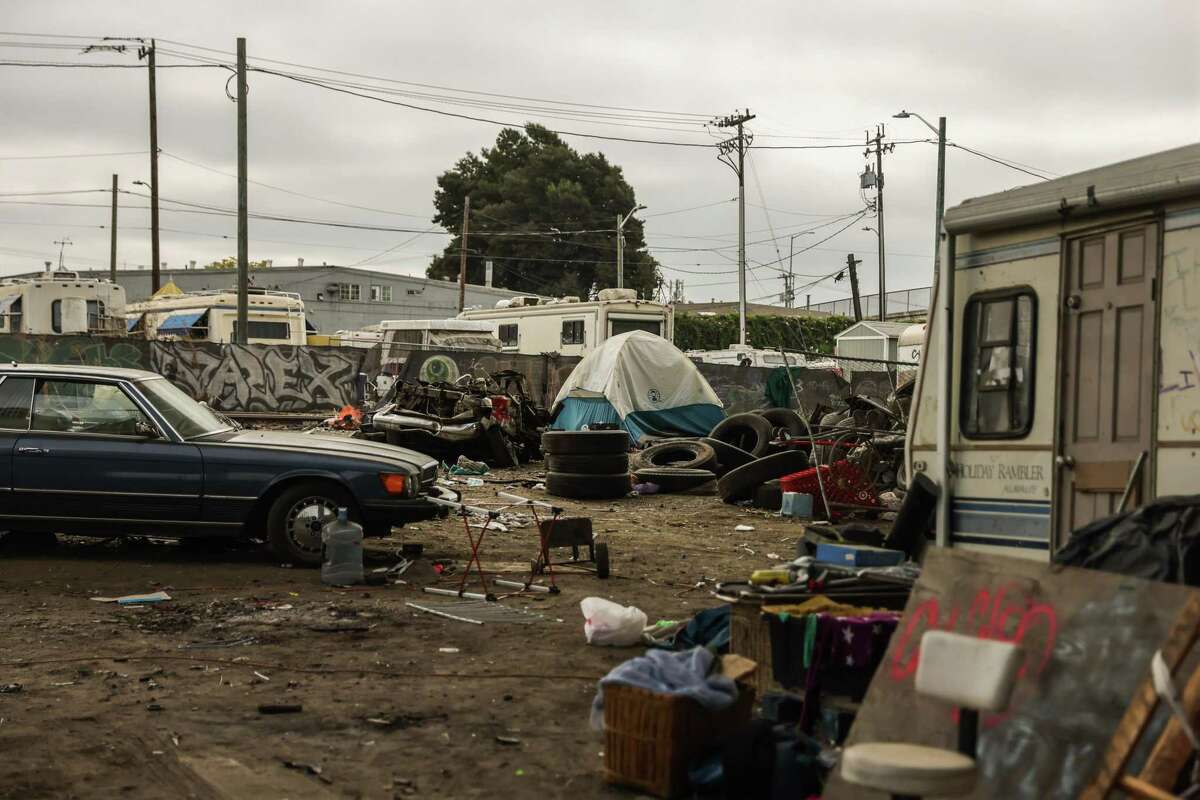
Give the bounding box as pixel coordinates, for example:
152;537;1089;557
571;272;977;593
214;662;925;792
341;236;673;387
841;631;1022;799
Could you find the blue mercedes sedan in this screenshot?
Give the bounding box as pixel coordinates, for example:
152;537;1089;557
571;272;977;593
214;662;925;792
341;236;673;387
0;363;441;565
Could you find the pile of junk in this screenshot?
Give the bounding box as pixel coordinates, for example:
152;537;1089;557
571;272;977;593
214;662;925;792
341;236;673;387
355;369;550;468
627;380;916;521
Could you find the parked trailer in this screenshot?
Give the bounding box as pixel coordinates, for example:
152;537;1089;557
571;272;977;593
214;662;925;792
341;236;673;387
907;142;1200;560
127;287;311;345
458;288;673;356
0;271;126;335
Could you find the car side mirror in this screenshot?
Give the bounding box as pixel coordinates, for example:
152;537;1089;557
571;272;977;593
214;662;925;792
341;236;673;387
135;420;161;439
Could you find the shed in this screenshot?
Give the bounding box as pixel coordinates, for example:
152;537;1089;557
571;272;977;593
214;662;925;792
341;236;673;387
833;320;913;363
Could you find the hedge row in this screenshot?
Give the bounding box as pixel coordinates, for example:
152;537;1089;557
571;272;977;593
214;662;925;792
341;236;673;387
673;312;851;354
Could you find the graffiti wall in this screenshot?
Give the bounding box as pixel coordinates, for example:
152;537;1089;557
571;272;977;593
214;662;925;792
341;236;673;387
0;335;365;412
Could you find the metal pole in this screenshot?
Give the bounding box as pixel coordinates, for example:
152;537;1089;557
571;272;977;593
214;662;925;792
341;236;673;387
147;39;160;294
235;37;249;345
874;127;886;321
933;117;947;278
787;235;795;308
458;194;470;312
847;253;863;322
109;174;118;283
616;212;623;289
935;231;956;548
737;120;747;345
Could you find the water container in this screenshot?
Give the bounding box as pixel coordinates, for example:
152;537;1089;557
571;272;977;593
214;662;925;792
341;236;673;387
321;508;364;586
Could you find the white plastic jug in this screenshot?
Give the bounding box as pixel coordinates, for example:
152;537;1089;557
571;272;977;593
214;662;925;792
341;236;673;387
321;508;364;586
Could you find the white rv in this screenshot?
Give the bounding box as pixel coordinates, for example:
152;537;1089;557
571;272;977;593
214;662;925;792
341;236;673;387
907;143;1200;560
379;319;502;352
0;271;127;335
457;288;673;356
127;287;310;345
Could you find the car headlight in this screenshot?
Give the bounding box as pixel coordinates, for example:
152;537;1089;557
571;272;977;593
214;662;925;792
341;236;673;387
379;473;408;496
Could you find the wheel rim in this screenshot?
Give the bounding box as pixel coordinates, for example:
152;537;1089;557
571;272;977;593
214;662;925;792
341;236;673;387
285;496;340;556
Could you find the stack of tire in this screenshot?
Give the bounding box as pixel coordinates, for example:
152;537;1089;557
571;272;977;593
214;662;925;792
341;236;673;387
542;430;632;500
707;408;815;505
630;439;721;494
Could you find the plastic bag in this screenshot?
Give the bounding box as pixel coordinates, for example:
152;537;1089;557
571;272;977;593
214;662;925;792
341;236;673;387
581;597;647;647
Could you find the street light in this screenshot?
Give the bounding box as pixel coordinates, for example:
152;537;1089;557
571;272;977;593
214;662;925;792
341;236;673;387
892;110;947;276
616;203;647;290
893;108;949;548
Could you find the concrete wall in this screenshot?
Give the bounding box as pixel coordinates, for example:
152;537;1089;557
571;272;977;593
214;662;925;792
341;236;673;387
55;266;530;334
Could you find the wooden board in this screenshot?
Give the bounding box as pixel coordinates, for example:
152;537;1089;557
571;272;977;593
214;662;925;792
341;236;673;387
824;548;1200;800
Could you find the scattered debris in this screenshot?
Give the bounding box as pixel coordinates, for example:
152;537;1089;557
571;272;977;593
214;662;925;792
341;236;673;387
496;735;522;746
259;704;303;715
734;524;755;532
279;759;332;784
90;591;172;605
0;684;22;694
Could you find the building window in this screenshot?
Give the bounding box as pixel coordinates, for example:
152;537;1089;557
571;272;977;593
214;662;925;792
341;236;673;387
338;283;361;301
498;324;518;348
370;285;393;303
561;319;585;345
233;320;292;341
610;318;662;337
961;289;1036;438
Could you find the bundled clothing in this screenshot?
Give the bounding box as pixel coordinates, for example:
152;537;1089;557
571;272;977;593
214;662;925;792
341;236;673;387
590;646;738;729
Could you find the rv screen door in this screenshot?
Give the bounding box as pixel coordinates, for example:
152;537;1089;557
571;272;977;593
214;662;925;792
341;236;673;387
1056;222;1158;545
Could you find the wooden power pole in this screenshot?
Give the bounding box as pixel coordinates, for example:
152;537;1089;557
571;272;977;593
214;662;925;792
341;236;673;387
458;195;471;312
110;174;118;283
847;253;863;322
145;40;160;293
236;37;249;345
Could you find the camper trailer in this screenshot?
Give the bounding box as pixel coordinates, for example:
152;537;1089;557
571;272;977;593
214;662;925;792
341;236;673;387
127;287;310;345
0;271;127;335
907;143;1200;560
458;288;673;356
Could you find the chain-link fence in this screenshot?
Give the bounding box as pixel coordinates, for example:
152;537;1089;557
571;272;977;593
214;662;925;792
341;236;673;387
806;285;931;319
778;349;918;411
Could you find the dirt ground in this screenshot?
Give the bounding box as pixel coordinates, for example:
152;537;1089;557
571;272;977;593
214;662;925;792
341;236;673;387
0;464;814;800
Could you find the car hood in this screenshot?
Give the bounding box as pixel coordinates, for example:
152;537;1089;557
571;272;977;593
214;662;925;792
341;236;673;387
210;429;438;473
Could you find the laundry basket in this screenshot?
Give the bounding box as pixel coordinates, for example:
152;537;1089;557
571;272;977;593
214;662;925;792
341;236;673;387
602;680;755;798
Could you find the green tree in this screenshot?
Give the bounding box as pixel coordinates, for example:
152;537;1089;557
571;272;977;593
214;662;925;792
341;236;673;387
205;256;270;270
426;124;659;298
673;313;851;353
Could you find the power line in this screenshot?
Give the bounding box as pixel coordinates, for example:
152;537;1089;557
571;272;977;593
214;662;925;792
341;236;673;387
0;149;148;161
945;142;1056;180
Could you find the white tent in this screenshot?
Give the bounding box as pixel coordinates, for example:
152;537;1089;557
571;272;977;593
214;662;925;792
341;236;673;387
552;331;724;441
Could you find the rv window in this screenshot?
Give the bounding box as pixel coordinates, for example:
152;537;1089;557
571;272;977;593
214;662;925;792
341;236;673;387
7;298;21;333
498;324;518;347
561;319;585;345
0;377;34;430
610;319;661;337
87;300;105;331
386;329;423;346
233;320;291;341
51;300;62;334
961;290;1035;438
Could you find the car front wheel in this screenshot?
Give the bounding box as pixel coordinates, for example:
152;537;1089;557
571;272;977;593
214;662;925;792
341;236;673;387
266;481;358;567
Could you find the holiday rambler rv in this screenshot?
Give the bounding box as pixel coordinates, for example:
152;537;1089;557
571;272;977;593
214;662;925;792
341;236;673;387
0;271;127;335
907;143;1200;559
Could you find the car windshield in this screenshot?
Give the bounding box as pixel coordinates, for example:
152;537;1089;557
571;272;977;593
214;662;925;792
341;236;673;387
137;377;232;439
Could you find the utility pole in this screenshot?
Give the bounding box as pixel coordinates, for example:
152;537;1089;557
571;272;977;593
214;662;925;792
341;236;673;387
458;195;471;312
712;109;755;345
934;116;947;276
53;238;72;271
109;175;118;282
138;40;161;294
235;37;249;345
862;125;894;320
616;213;624;290
846;253;863;322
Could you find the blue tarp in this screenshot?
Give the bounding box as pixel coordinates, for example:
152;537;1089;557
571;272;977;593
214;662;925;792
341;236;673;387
157;311;205;333
552;396;724;445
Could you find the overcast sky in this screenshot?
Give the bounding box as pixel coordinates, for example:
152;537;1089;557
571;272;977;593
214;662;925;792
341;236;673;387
2;1;1197;308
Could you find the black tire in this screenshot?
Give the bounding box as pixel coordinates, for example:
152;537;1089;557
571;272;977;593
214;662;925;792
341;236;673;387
757;407;806;437
709;412;774;457
545;471;631;500
700;437;756;476
752;479;784;511
717;450;813;503
484;425;519;468
542;430;629;456
546;452;629;474
631;440;717;472
267;481;358;567
595;541;610;579
632;467;717;494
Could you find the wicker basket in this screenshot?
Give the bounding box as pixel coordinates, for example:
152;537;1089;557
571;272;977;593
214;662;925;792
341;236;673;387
602;681;755;798
729;602;779;696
